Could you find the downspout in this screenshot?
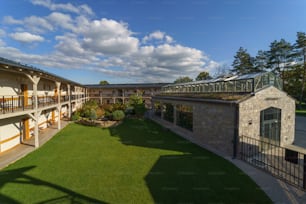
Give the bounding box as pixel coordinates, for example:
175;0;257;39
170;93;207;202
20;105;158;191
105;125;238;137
233;102;239;159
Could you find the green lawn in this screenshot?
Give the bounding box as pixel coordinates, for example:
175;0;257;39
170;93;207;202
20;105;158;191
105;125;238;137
0;119;272;204
296;103;306;116
296;109;306;117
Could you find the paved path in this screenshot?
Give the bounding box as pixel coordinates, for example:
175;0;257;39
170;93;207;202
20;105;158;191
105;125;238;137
0;120;70;170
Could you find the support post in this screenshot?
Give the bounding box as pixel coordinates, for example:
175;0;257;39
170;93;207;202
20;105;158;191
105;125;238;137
161;102;164;119
67;84;71;119
55;81;61;130
27;75;41;148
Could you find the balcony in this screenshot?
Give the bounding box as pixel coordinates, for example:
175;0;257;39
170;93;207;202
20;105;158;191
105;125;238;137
0;94;86;115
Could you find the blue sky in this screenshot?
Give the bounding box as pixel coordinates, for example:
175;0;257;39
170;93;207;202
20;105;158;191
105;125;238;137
0;0;305;84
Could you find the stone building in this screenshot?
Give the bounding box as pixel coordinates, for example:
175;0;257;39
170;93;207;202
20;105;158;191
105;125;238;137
152;72;295;157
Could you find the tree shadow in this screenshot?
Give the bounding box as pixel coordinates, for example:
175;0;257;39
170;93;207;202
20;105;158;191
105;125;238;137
145;154;272;204
0;166;106;204
109;119;272;203
109;118;205;154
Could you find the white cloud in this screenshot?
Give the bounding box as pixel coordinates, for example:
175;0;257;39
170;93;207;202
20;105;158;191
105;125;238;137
24;16;54;33
0;29;6;37
31;0;94;16
79;18;139;55
10;32;45;43
3;16;22;25
47;12;74;30
0;2;220;82
3;15;53;34
143;31;174;44
55;33;86;57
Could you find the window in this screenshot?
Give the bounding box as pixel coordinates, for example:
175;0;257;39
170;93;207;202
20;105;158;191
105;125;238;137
176;105;193;131
260;107;281;145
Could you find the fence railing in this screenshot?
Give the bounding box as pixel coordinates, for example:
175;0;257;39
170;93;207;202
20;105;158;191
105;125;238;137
0;94;86;114
239;135;306;190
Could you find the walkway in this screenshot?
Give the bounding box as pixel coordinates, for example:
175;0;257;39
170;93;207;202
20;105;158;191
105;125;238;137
150;116;306;204
0;120;70;170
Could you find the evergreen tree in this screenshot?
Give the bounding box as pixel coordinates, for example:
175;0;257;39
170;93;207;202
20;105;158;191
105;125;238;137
231;47;254;74
267;39;293;75
254;50;269;72
294;32;306;106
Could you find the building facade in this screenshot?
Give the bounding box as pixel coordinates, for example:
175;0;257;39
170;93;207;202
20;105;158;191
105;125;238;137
152;72;296;157
87;83;168;108
0;58;88;153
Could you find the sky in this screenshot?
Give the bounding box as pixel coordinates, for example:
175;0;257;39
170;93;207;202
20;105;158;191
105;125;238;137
0;0;305;84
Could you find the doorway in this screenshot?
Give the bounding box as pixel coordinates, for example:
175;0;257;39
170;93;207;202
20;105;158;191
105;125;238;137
23;118;30;140
21;84;28;107
260;107;281;150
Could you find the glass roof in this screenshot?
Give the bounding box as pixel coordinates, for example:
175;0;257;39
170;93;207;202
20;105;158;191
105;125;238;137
161;72;282;94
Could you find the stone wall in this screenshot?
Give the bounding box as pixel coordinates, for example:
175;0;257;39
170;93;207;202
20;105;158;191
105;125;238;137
238;86;295;146
193;102;236;156
152;97;237;156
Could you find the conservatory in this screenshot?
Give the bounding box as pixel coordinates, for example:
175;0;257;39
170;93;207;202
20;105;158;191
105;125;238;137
161;72;283;94
152;71;295;157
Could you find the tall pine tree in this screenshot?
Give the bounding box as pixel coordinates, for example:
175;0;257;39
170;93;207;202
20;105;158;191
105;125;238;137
267;39;293;75
267;39;293;89
254;50;269;72
294;32;306;106
231;47;254;75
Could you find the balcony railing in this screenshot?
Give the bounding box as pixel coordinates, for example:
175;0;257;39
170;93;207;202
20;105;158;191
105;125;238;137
0;94;87;115
0;95;34;114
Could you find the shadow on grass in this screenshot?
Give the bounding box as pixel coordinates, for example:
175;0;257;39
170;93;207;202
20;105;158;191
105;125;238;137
109;118;206;154
0;166;106;204
110;119;272;203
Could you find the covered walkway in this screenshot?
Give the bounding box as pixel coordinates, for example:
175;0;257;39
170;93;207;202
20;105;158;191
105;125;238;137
0;120;70;170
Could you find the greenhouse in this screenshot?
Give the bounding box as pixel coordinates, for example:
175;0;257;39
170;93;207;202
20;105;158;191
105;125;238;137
161;72;282;94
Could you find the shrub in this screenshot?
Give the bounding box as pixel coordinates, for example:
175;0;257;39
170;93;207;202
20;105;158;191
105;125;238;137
101;104;113;113
96;107;105;118
112;103;126;111
112;110;125;121
89;109;97;121
105;111;113;120
125;106;135;115
134;104;146;117
71;111;80;121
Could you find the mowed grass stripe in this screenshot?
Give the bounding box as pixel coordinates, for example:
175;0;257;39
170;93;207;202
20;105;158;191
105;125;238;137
0;119;272;204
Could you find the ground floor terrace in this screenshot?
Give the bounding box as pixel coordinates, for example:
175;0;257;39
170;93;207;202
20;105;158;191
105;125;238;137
0;95;87;153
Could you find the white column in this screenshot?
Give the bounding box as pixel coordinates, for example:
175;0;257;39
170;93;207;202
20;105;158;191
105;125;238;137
161;102;164;119
26;74;40;148
67;84;71;119
55;81;61;130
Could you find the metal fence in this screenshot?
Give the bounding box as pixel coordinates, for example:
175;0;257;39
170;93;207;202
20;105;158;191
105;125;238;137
239;135;306;190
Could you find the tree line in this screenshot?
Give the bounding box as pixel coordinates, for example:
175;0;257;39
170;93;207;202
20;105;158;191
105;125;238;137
174;32;306;105
231;32;306;105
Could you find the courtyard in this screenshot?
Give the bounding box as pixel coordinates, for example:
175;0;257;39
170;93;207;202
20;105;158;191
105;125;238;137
0;119;271;203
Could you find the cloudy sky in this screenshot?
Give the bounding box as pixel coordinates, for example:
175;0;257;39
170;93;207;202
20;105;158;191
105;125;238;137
0;0;305;84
